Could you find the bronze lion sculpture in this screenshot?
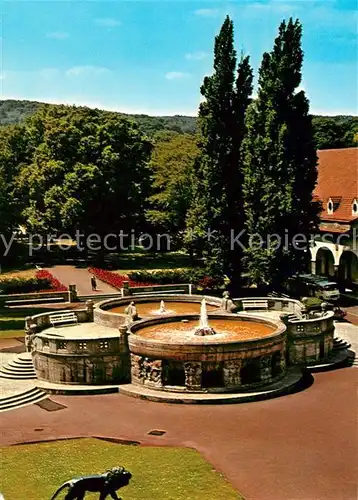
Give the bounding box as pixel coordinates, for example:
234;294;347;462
50;466;132;499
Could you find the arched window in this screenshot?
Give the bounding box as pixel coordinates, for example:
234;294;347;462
352;199;358;216
327;198;334;214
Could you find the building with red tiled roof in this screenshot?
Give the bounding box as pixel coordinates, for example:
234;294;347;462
310;148;358;286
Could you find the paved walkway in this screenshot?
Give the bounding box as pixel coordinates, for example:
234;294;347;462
345;306;358;325
44;265;118;296
0;368;356;500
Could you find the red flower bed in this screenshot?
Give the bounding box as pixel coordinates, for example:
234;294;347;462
35;270;68;292
88;267;151;289
197;276;222;289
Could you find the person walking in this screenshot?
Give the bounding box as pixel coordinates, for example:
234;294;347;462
91;276;97;291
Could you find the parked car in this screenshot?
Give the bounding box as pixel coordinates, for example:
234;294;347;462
284;274;340;302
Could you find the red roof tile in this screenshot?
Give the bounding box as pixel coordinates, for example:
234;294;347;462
315;148;358;223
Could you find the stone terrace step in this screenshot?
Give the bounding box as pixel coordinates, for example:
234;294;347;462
0;387;47;412
2;365;36;374
10;359;34;367
0;371;37;380
36;381;120;396
0;353;37;380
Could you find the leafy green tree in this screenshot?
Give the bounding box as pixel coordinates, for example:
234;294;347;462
13;105;153;239
185;16;253;285
146;131;198;248
242;18;320;287
312;115;358;150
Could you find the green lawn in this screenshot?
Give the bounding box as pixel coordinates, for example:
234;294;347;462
1;438;242;500
0;305;45;338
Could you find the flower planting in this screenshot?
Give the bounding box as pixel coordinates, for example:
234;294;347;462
35;270;68;292
88;267;151;289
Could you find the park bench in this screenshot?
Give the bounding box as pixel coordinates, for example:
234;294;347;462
49;312;78;328
242;299;269;311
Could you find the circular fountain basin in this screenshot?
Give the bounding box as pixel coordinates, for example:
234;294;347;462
128;314;287;393
136;318;274;343
94;295;221;328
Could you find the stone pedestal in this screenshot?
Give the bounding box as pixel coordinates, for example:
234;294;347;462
86;300;94;321
69;284;78;302
122;281;131;296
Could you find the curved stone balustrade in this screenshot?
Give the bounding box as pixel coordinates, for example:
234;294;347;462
284;311;335;365
94;294;222;328
233;296;303;316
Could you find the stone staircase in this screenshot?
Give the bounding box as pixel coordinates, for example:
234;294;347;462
333;337;357;368
346;351;358;367
0;353;37;380
0;387;47;412
333;337;351;352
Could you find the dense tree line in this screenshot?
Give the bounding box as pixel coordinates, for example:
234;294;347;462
0;106;152;241
0;100;197;136
1;100;357;149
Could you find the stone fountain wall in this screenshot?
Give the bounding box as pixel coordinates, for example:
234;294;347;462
284;312;335;365
32;329;130;385
129;315;287;393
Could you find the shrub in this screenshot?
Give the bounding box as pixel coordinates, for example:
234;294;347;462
127;269;200;285
0;277;50;294
0;270;67;294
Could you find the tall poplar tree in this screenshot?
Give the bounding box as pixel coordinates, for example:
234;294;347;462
242;18;320;287
185;16;253;286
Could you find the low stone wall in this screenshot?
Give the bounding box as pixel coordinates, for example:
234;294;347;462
0;290;70;305
285;312;335;365
32;334;130;385
128;314;287;393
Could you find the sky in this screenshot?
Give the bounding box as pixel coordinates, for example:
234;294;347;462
1;0;357;116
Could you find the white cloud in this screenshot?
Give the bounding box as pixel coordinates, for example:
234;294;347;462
185;51;209;61
65;66;111;77
38;68;61;80
46;32;70;40
165;71;191;80
194;8;220;17
94;18;121;28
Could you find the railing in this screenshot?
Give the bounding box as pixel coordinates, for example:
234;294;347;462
287;311;335;337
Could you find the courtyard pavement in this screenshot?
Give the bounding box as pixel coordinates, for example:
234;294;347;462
1;367;357;500
344;305;358;326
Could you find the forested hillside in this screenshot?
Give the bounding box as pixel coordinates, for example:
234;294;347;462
0;99;356;148
0;100;197;136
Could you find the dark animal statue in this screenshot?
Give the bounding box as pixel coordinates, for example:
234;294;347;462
50;466;132;499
